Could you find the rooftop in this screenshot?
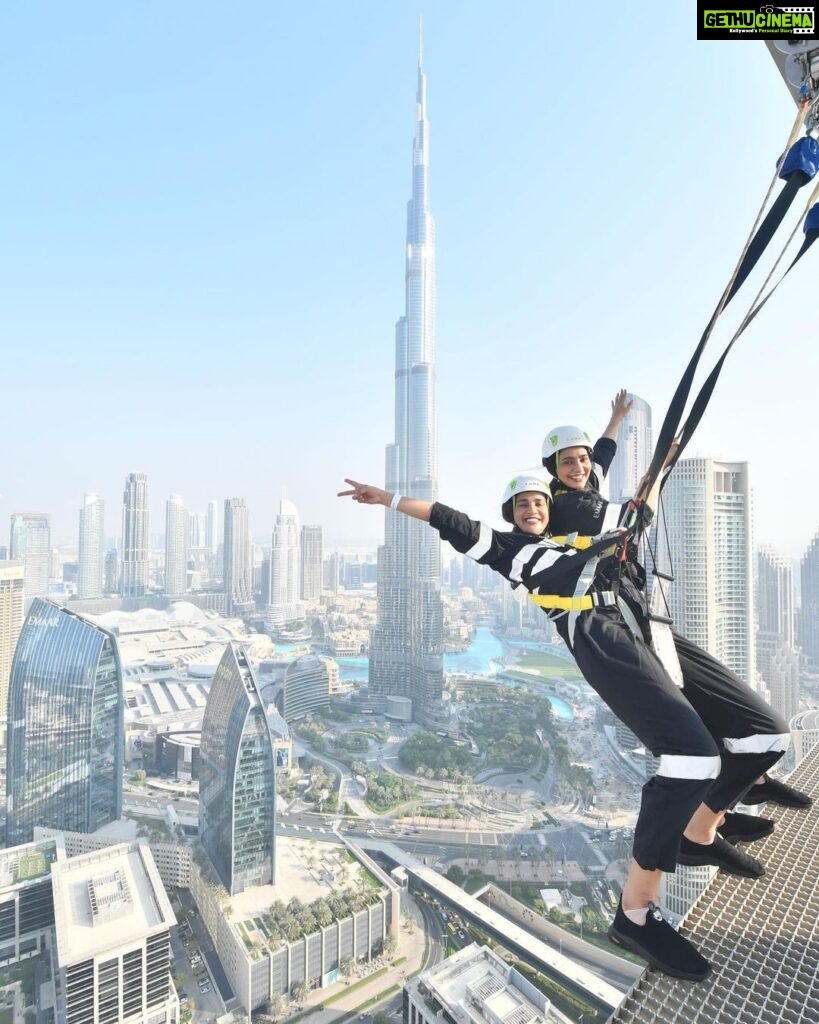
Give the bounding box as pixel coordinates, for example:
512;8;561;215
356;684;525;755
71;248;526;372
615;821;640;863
51;841;176;965
610;746;819;1024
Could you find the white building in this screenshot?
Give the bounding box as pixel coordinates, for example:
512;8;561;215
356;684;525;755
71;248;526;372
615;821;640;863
607;393;652;502
756;546;799;722
405;943;572;1024
224;498;253;615
164;495;189;597
78;493;105;600
301;524;323;602
660;457;755;685
121;473;150;599
9;512;51;602
51;841;179;1024
268;498;302;627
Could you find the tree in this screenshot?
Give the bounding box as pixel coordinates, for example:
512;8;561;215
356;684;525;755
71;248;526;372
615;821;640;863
266;992;284;1023
373;1013;392;1024
291;980;309;1007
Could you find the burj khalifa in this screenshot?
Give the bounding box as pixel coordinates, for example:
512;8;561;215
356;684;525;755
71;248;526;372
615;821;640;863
368;48;445;725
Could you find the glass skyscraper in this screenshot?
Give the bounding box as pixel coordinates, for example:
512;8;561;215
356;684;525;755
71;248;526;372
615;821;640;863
607;393;652;502
77;492;105;600
121;472;149;598
6;598;123;846
199;642;276;894
9;512;51;602
223;498;253;615
369;49;445;725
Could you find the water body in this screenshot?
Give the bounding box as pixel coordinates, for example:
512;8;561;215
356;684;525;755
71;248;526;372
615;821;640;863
334;625;574;720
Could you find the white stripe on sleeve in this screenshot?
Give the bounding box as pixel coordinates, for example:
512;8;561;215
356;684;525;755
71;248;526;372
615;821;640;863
465;522;493;562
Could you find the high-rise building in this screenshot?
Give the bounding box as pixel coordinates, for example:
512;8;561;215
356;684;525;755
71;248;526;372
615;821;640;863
283;655;332;723
206;499;218;554
51;841;179;1024
9;513;51;601
0;561;24;746
6;598;123;846
799;530;819;668
607;393;652;501
223;498;253;615
164;494;188;597
77;492;105;600
369;49;445;725
268;498;302;627
103;548;119;595
301;524;323;601
756;545;799;723
0;837;64;966
120;472;149;598
199;642;276;894
660;457;755;685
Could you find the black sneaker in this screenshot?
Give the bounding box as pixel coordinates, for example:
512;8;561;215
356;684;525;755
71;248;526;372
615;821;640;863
743;774;813;809
677;834;765;877
608;900;711;981
717;811;774;845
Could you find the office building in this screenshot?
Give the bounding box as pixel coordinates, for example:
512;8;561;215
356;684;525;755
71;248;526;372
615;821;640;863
405;943;572;1024
660;457;755;685
77;493;105;600
51;841;179;1024
301;524;323;601
103;549;118;595
6;599;123;846
799;530;819;668
756;545;799;722
164;494;188;597
199;642;276;894
9;513;51;601
282;655;332;723
206;499;218;554
223;498;253;615
607;393;652;501
0;837;65;968
369;48;445;724
0;561;24;746
268;498;302;627
120;472;149;598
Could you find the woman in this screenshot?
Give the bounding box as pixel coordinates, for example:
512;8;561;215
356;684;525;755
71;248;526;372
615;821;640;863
339;467;715;981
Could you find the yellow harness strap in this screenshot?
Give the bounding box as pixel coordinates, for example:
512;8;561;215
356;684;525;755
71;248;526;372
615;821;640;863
550;534;594;550
527;593;595;611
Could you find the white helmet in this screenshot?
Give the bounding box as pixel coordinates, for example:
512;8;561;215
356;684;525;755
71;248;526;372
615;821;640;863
501;469;552;524
541;425;593;475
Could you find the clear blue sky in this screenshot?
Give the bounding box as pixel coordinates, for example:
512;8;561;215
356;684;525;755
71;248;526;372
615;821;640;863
1;3;815;558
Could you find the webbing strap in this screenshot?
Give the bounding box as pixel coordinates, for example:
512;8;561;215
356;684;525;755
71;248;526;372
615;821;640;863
528;589;617;612
640;102;811;505
663;196;819;476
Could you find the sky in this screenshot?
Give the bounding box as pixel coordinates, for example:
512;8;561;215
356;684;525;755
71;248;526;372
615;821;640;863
2;2;817;560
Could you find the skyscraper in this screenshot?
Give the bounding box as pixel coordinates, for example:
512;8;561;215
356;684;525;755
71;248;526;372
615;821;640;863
0;561;24;746
301;524;323;601
199;642;276;894
206;499;218;553
164;494;188;597
103;548;119;595
659;457;755;685
369;47;445;724
6;598;123;845
607;393;652;501
799;530;819;668
268;498;301;628
223;498;253;615
9;513;51;601
77;492;105;600
757;546;799;723
120;472;149;598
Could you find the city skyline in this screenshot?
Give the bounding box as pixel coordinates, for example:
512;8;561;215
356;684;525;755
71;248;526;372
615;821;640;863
2;5;817;559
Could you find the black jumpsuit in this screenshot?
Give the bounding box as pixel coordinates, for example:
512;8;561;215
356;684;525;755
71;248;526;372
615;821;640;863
429;498;788;873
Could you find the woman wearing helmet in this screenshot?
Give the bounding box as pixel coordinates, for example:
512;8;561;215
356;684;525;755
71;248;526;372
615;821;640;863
340;465;717;981
538;402;804;972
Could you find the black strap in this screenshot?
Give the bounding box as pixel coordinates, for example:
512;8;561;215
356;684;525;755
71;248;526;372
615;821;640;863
641;173;813;502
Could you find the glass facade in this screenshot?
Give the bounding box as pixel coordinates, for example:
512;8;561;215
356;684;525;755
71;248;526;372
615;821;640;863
369;54;445;725
6;599;123;846
199;642;276;894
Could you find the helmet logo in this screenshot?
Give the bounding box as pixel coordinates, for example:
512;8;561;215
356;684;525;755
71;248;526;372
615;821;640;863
550;433;559;447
